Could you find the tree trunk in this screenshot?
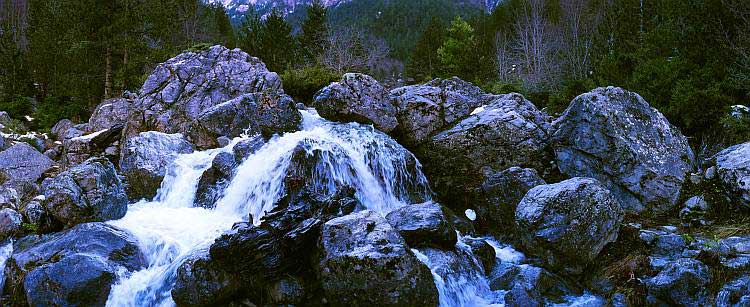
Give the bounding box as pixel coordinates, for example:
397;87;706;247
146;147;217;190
104;46;112;98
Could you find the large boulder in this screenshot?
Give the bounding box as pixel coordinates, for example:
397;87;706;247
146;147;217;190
0;142;57;188
63;125;123;166
391;77;493;145
385;201;457;249
515;177;624;274
711;142;750;208
716;275;750;307
194;152;237;209
188;91;301;148
0;208;22;241
123;45;282;142
4;222;146;306
88;97;132;133
313;73;398;133
119;131;194;200
419;93;552;209
317;210;438;306
477;167;546;232
51;119;75;139
171;250;242;307
645;258;711;306
42;157;127;227
553;87;695;214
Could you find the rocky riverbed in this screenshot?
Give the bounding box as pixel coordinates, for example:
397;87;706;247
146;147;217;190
0;45;748;306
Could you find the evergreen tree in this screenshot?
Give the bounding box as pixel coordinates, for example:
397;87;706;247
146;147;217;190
238;7;263;57
407;17;445;81
300;0;329;62
437;16;478;81
259;9;297;72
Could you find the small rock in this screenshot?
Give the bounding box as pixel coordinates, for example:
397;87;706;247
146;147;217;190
0;208;22;240
385;201;457;249
645;258;710;306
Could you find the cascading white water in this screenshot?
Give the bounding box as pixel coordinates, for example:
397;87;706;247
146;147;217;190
0;240;13;296
105;109;432;306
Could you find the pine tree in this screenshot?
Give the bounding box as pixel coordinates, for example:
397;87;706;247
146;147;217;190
300;0;329;63
238;7;263;57
407;17;445;81
437;16;478;81
259;9;297;72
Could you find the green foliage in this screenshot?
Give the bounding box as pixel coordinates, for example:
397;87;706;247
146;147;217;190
33;96;88;131
299;0;329;62
407;17;446;82
437;17;480;81
187;43;214;53
720;113;750;145
281;66;340;103
0;96;35;120
21;222;39;234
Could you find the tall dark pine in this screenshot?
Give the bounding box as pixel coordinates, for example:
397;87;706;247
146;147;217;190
259;8;296;72
238;7;264;58
300;0;329;63
407;17;445;81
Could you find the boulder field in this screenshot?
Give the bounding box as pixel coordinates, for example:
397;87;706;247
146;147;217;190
0;45;748;306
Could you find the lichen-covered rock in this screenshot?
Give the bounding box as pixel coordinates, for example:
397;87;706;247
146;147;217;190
313;73;398;133
51;119;75;139
716;275;750;307
123;45;282;141
63;125;123;166
42;157;128;227
419;93;552;211
515;177;624;274
553;87;695;214
645;258;710;306
188;92;301;148
171;250;241;307
391;77;492;145
317;210;438;306
119;131;194;200
88;97;132;133
385;201;457;249
477;167;546;231
711;142;750;208
4;222;146;306
0;142;57;188
0;208;22;241
0;185;20;209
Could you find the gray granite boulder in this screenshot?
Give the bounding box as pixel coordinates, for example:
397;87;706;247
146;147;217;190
515;177;624;274
0;208;22;241
42;157;127;227
51;119;75;139
712;142;750;208
317;210;438;306
188;91;301;148
391;77;493;145
478;167;546;231
385;201;457;249
88;97;132;133
313;73;398;133
119;131;194;200
553;87;695;214
0;142;57;188
645;258;710;306
4;222;146;306
123;45;282;142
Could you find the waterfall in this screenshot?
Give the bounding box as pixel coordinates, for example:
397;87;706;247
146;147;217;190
105;109;431;306
0;239;13;296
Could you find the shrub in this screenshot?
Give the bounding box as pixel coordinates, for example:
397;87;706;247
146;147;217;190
33;96;88;130
0;95;35;119
281;65;340;104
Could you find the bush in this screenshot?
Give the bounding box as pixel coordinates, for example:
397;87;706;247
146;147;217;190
0;95;35;119
33;96;88;130
281;65;340;104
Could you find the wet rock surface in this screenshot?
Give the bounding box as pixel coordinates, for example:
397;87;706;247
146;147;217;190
515;177;624;274
314;73;399;133
385;201;457;249
317;210;438;306
119;131;193;200
42;157;127;227
4;223;145;306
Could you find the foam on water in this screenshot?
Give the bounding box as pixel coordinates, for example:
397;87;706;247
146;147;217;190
105;109;431;306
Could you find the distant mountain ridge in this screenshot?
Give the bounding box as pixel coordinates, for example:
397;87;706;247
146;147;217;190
206;0;503;23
